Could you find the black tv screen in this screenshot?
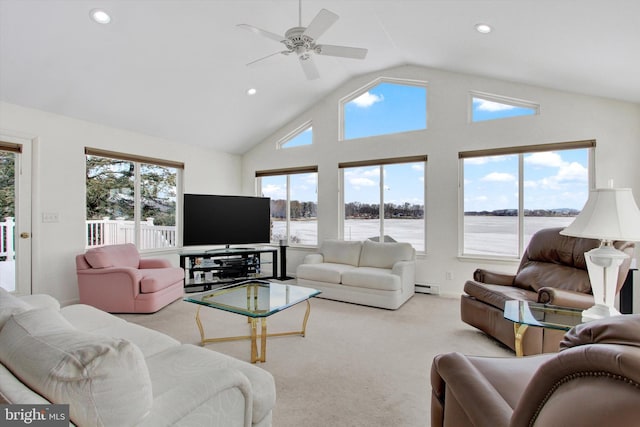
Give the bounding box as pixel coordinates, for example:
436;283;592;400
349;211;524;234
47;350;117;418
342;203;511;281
183;194;271;247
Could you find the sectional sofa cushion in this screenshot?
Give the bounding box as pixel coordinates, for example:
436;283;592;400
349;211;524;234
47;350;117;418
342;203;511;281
0;287;31;330
359;240;415;269
0;308;153;427
296;262;357;284
341;267;401;291
321;239;363;266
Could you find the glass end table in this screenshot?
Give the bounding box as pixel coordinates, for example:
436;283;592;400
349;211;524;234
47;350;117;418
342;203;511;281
503;300;584;356
184;280;321;363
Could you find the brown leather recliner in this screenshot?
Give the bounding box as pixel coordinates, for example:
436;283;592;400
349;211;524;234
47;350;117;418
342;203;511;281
461;227;635;355
431;314;640;427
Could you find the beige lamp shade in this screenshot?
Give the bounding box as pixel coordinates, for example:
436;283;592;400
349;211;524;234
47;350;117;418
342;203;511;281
560;188;640;242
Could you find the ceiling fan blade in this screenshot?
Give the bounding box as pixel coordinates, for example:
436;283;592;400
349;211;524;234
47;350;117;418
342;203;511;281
299;56;320;80
303;9;339;40
246;51;290;67
316;44;368;60
237;24;286;43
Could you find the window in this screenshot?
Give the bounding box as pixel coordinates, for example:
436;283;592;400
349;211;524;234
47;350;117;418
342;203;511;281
279;122;313;149
460;141;594;258
85;148;182;250
341;79;427;140
0;148;16;265
471;92;538;122
341;156;426;252
257;166;318;246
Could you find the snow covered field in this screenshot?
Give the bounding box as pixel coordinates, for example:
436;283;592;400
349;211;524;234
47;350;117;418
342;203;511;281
274;216;576;255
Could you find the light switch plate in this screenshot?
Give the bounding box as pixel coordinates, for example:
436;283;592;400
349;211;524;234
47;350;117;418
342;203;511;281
42;212;59;223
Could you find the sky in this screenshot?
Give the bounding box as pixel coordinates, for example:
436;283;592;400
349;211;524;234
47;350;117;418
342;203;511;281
263;82;587;211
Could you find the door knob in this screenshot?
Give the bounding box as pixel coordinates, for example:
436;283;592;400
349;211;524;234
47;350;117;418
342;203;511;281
20;232;30;239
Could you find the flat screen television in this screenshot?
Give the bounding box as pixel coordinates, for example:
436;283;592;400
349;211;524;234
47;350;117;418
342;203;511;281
183;194;271;247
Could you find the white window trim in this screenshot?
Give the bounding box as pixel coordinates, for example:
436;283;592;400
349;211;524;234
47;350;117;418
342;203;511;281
339;156;428;253
457;143;595;260
469;90;540;123
277;120;313;149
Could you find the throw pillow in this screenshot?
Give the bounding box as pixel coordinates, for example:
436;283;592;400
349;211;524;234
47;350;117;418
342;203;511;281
0;308;153;427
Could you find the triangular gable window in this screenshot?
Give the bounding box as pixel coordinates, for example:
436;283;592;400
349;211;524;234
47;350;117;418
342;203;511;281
280;123;313;149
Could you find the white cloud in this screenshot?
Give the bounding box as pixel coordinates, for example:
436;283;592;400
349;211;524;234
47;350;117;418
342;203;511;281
464;155;510;165
481;172;516;182
556;161;588;182
349;177;377;188
261;184;285;199
524;151;564;167
350;91;383;108
473;99;516;112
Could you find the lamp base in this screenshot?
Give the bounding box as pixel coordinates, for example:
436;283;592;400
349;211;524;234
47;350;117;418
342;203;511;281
581;303;621;322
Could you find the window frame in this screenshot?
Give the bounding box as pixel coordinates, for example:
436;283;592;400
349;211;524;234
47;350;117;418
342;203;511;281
469;91;540;123
339;155;427;252
256;165;319;247
84;147;183;252
277;120;313;149
458;140;595;260
339;77;428;141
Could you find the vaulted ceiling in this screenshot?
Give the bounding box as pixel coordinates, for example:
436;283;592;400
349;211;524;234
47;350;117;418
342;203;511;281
1;1;638;154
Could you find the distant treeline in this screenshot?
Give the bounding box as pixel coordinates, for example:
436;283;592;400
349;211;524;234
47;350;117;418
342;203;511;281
465;208;580;217
270;200;425;220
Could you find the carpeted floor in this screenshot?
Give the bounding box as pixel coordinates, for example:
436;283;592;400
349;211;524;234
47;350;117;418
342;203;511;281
119;293;512;427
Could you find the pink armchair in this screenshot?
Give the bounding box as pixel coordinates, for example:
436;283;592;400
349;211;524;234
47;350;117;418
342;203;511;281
76;243;184;313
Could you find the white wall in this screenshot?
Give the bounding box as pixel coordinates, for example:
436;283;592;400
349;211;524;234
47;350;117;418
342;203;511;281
0;102;242;305
242;64;640;296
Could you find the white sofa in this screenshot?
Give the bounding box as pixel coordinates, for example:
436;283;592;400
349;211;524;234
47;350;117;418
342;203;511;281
296;239;416;309
0;288;276;427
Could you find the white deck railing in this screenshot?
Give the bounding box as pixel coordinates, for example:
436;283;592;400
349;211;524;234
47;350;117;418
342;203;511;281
1;217;15;260
86;218;176;249
1;217;176;253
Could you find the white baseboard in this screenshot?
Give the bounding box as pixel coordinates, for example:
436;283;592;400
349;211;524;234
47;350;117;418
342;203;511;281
415;283;440;295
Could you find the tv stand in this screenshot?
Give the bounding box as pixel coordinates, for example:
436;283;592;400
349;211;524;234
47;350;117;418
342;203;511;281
180;247;277;292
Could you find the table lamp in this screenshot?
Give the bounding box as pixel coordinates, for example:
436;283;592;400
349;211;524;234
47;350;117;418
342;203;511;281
560;186;640;321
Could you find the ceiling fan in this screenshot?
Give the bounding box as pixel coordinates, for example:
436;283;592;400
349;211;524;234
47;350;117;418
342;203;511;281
237;0;368;80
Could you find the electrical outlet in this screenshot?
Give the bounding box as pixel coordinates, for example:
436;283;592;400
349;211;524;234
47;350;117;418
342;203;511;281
445;271;453;280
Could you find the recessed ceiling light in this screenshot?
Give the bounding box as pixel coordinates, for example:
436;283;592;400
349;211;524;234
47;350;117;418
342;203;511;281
247;88;257;96
475;23;492;34
90;9;111;24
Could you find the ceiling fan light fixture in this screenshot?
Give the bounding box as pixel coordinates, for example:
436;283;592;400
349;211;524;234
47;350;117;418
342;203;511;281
90;9;111;24
475;23;492;34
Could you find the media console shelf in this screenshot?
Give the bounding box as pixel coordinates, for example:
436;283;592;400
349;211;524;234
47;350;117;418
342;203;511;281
180;248;278;292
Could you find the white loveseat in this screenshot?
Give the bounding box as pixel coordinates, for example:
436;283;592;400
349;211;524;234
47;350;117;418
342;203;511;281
0;288;276;427
296;239;416;309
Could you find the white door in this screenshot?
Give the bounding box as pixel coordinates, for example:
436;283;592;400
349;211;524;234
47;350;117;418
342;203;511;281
0;134;32;295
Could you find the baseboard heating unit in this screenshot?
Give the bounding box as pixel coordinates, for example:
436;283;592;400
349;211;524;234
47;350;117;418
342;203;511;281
415;284;440;295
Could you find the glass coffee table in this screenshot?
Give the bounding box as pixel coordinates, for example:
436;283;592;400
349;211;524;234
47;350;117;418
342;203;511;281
184;280;321;363
503;300;584;356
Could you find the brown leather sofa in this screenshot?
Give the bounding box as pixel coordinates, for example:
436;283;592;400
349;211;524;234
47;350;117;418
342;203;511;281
431;314;640;427
461;227;634;355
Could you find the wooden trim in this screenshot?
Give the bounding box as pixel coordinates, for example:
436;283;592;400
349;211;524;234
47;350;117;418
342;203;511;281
339;155;428;168
459;140;596;159
0;141;22;153
85;147;184;169
255;165;318;177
